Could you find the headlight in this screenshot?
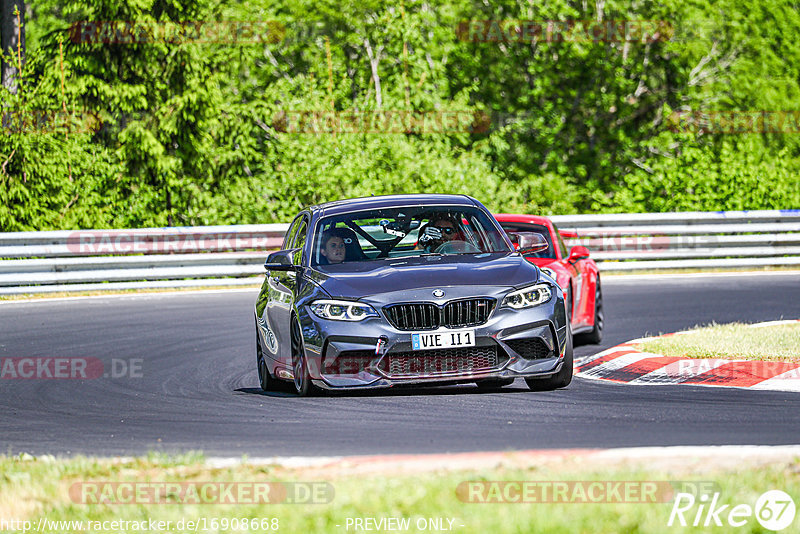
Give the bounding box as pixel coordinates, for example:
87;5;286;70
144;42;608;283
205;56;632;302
540;267;556;280
310;300;378;321
501;283;552;309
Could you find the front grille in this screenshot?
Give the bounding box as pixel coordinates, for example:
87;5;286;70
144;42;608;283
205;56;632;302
384;298;495;331
379;345;499;377
384;303;440;330
442;298;494;328
505;338;551;360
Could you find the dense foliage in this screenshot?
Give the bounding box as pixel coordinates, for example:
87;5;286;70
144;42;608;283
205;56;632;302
1;0;798;230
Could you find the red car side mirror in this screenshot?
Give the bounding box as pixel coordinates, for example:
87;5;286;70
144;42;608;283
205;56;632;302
507;231;549;254
559;229;578;239
568;245;590;262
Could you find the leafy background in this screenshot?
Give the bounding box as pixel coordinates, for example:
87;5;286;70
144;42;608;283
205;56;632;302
1;0;798;230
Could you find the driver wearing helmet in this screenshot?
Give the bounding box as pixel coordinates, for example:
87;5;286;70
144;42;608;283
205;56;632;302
417;214;463;253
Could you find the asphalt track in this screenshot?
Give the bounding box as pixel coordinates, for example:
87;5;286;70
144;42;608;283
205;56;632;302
1;272;800;457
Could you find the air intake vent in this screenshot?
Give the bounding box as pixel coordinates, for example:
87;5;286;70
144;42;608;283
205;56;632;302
379;345;499;377
505;338;551;360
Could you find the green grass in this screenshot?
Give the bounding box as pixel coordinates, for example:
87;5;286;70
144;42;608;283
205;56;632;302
640;322;800;362
1;453;799;533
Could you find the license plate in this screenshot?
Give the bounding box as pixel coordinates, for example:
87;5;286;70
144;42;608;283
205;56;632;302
411;329;476;350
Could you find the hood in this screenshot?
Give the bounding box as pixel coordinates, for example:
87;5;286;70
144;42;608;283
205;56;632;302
525;257;558;267
306;252;540;298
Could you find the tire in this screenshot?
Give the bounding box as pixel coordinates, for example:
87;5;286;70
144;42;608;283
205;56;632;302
565;284;573;327
577;279;604;345
291;317;317;396
475;378;515;390
564;285;575;348
525;324;573;391
256;323;280;392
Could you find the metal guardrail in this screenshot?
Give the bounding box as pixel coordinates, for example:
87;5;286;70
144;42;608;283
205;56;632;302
0;210;798;294
0;225;285;294
552;209;800;271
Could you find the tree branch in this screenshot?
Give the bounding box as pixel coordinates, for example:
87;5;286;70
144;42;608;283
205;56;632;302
363;38;383;108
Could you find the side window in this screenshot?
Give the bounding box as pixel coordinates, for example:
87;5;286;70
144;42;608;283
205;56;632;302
554;225;569;259
293;218;308;265
466;214;487;251
284;216;302;249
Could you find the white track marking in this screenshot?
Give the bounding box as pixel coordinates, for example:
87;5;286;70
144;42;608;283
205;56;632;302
578;352;659;379
751;367;800;392
629;359;729;384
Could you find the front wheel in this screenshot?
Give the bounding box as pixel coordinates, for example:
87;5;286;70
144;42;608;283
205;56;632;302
525;324;573;391
257;324;292;392
291;318;316;396
577;279;603;345
565;284;573;327
256;324;276;392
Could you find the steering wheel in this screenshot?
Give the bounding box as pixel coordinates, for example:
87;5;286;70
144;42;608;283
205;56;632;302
434;240;481;254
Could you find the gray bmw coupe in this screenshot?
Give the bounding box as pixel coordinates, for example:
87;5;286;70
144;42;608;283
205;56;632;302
255;194;571;395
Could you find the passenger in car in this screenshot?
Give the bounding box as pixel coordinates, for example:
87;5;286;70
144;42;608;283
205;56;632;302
319;227;368;264
320;231;346;264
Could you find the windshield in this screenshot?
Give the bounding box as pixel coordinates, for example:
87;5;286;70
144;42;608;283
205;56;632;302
312;206;512;266
497;222;557;260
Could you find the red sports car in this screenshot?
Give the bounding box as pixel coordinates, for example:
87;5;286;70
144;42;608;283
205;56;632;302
495;214;604;344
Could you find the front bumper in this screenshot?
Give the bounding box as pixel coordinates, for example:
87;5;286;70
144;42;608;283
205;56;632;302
298;290;568;390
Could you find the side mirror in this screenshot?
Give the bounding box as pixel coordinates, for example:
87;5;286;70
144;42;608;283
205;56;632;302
507;231;549;254
264;248;302;272
559;229;578;239
568;245;590;262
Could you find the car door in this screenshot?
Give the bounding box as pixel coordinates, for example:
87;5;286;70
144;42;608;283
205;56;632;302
265;214;308;367
554;225;586;327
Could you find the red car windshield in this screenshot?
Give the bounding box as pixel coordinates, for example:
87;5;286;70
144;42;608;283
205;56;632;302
498;222;557;259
